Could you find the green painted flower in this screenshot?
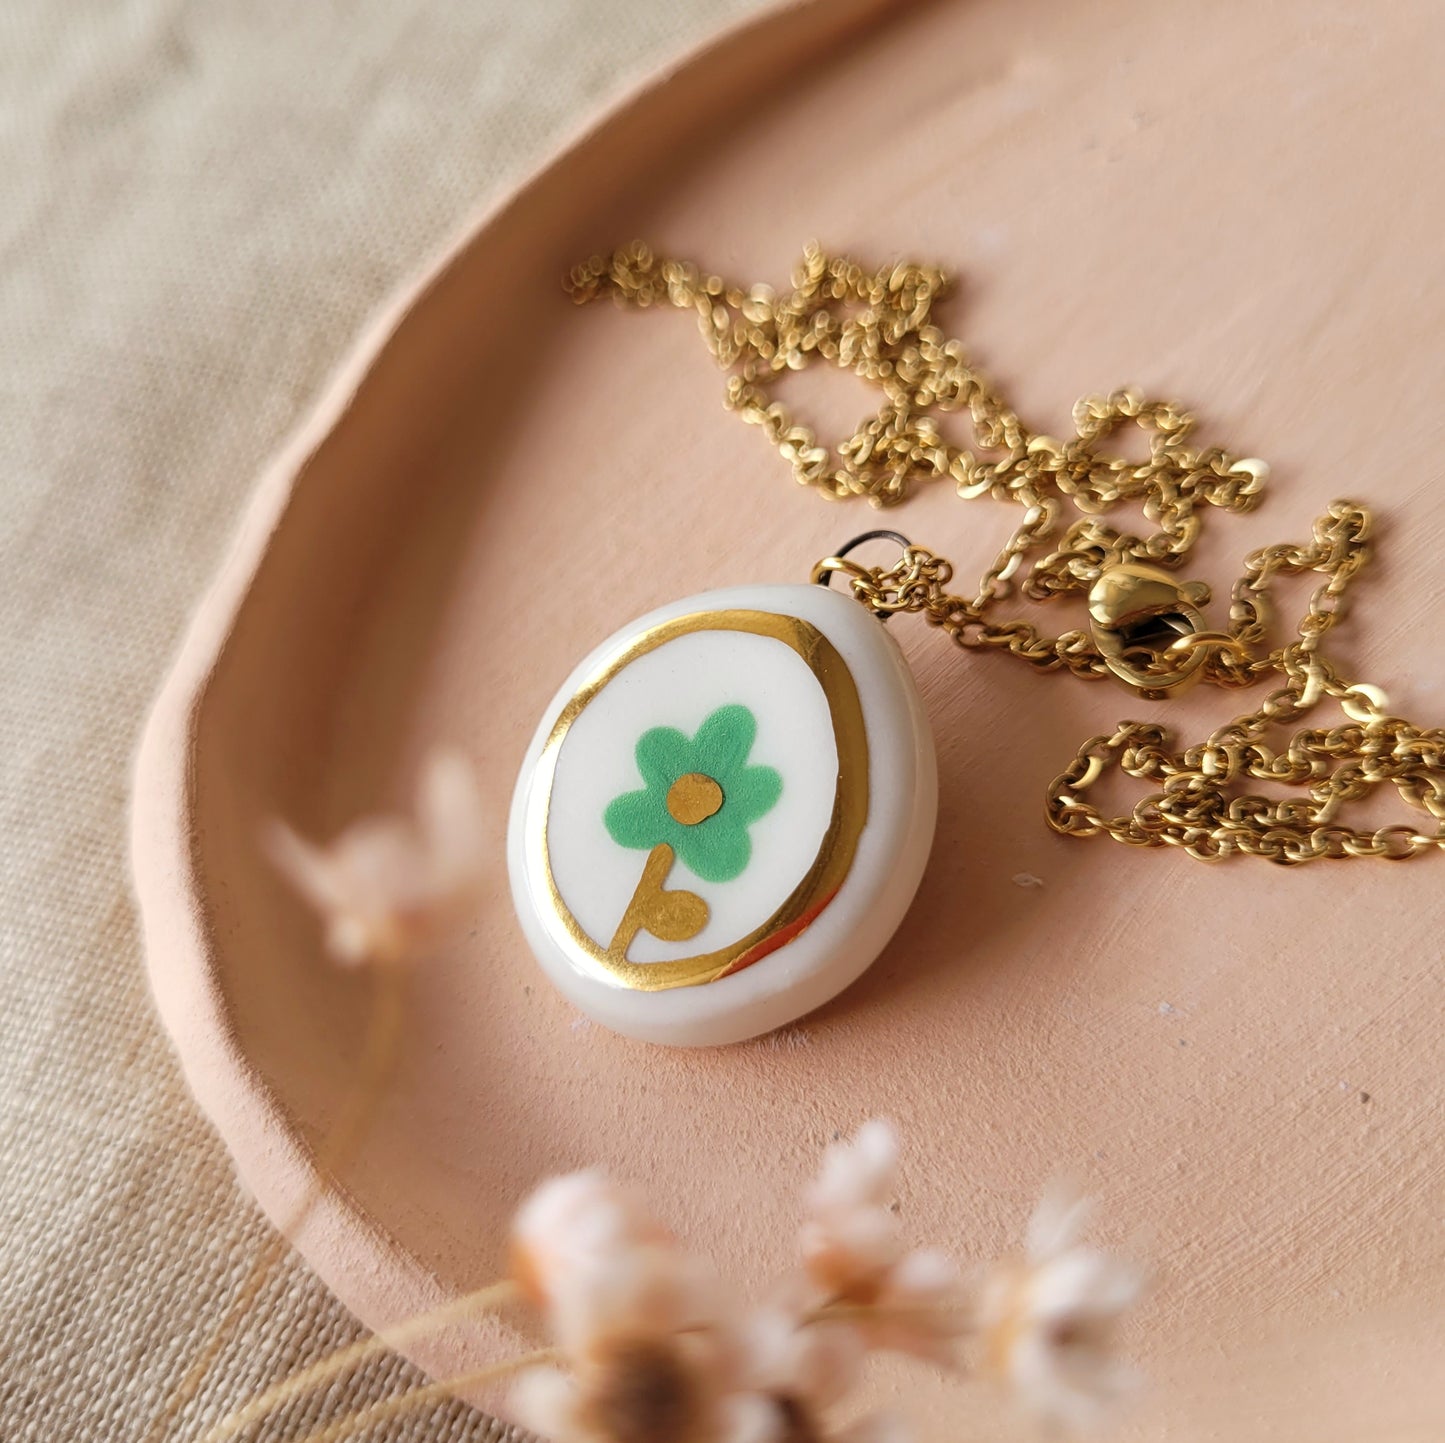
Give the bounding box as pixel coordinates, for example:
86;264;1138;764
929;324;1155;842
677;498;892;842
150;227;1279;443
604;704;782;883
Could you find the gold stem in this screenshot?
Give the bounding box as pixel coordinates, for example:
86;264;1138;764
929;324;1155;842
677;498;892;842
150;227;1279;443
604;842;673;960
282;1348;560;1443
193;1279;520;1443
146;964;408;1443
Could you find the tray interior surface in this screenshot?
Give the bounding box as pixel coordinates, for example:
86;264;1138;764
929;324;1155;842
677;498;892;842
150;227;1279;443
142;2;1445;1436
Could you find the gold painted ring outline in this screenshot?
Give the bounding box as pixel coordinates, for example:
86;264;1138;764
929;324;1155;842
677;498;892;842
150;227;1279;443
532;609;870;992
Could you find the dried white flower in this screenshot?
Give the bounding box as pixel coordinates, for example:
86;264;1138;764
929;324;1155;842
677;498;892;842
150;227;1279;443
978;1184;1144;1433
853;1247;964;1368
265;749;487;965
734;1308;906;1443
502;1133;1142;1443
510;1242;752;1443
739;1307;864;1413
800;1120;903;1300
510;1170;668;1310
798;1121;965;1364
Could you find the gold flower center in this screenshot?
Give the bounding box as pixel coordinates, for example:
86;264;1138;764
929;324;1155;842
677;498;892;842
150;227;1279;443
666;772;724;826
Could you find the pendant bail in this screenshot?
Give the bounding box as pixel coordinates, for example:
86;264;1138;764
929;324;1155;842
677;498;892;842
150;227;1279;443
812;531;915;622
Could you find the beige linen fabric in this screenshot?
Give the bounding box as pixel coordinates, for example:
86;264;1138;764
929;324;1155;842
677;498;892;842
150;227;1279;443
0;3;763;1439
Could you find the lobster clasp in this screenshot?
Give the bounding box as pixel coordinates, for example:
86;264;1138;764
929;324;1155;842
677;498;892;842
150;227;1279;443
1088;563;1213;698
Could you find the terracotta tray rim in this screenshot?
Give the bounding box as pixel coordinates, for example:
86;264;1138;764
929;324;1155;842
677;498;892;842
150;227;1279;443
127;0;900;1338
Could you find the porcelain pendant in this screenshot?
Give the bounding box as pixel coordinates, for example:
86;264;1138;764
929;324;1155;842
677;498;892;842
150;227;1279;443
508;583;936;1045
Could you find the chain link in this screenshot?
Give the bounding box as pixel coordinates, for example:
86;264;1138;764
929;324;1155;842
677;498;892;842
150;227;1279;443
569;242;1445;863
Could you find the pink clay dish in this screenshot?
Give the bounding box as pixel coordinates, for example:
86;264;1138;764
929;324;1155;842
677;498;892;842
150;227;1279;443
131;0;1445;1436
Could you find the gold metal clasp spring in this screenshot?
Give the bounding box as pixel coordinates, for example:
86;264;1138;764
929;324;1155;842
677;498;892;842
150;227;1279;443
1088;563;1214;699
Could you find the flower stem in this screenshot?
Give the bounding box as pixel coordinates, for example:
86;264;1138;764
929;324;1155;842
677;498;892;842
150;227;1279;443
808;1299;974;1328
193;1278;519;1443
145;964;407;1443
280;1348;560;1443
605;842;706;959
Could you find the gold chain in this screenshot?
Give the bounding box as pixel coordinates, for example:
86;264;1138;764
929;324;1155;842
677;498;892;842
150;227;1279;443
567;242;1445;863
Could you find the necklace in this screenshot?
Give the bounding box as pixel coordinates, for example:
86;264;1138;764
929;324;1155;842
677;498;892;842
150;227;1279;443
506;243;1444;1046
566;242;1445;864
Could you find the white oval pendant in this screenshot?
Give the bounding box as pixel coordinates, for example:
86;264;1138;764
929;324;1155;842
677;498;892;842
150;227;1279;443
508;583;937;1046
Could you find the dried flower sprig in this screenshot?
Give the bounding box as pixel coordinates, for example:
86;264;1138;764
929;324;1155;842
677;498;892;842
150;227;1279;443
511;1170;672;1311
734;1307;902;1442
149;753;492;1443
197;1121;1142;1443
978;1184;1144;1434
798;1120;966;1367
510;1244;750;1443
507;1193;905;1443
498;1124;1141;1443
266;748;489;967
